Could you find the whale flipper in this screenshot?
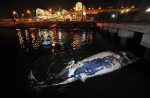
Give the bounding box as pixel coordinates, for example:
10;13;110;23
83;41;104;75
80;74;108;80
68;60;75;66
27;71;38;85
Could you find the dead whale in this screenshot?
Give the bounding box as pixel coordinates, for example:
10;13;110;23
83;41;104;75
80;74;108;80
28;51;139;88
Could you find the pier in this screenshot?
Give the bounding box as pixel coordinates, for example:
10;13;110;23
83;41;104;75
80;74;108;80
97;22;150;61
0;19;96;29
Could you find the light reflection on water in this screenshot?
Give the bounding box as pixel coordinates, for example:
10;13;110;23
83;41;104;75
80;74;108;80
16;28;95;74
17;28;93;53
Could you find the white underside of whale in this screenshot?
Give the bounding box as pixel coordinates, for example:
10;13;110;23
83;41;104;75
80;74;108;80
53;63;121;85
53;51;121;85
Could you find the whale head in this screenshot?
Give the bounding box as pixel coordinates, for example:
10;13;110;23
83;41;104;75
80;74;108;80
116;51;140;66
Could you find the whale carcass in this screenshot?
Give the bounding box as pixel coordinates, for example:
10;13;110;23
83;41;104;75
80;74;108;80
28;51;139;88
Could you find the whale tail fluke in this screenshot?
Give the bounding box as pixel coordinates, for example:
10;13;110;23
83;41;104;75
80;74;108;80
27;70;41;86
27;71;50;92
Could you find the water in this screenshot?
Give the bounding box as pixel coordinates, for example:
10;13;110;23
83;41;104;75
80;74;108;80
1;28;149;98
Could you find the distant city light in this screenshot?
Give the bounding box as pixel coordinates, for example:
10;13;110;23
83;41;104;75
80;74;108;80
57;12;60;15
111;14;116;18
27;10;31;14
126;9;129;12
121;10;124;14
131;6;134;8
146;8;150;12
9;1;139;21
21;13;24;18
26;10;32;19
12;11;18;19
83;11;86;16
13;11;16;14
49;8;52;12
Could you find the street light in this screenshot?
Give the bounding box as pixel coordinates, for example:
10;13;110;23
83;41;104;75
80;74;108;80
98;7;101;9
57;12;60;15
49;8;52;12
26;10;32;19
12;11;18;19
49;8;53;14
111;14;116;18
73;7;76;21
131;6;135;8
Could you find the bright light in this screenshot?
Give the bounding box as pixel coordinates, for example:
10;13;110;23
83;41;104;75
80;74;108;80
21;14;24;18
27;10;31;14
126;9;129;12
121;10;124;14
57;12;60;15
49;8;52;12
58;31;62;40
89;8;91;9
146;8;150;12
111;14;116;18
26;10;32;18
131;6;134;8
13;11;16;14
12;11;18;19
83;12;86;16
98;7;101;9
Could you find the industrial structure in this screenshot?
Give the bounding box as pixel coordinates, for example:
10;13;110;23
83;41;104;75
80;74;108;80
35;2;138;21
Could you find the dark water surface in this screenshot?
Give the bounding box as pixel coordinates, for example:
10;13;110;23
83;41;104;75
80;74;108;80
1;28;149;98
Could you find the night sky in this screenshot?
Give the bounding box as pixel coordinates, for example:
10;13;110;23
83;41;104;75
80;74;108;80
0;0;141;18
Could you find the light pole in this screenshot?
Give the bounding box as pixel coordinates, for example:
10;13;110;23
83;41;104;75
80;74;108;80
21;13;24;18
12;11;18;19
116;0;121;20
32;10;35;19
49;8;53;14
73;7;76;21
26;10;32;19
